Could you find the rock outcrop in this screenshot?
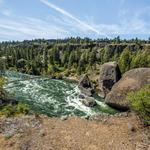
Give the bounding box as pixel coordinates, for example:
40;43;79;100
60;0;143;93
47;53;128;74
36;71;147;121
99;62;121;98
82;97;97;107
78;74;94;96
105;68;150;110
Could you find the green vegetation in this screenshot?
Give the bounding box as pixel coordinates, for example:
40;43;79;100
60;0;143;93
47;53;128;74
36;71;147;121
0;37;150;77
0;77;30;117
0;102;29;117
127;86;150;125
0;77;7;99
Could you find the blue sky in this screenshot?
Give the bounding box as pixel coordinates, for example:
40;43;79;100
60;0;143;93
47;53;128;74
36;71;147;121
0;0;150;41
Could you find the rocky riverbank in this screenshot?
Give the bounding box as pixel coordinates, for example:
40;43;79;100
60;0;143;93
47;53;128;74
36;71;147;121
0;112;149;150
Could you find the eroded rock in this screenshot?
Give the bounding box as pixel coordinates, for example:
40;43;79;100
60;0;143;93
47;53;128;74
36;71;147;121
99;62;121;98
105;68;150;110
78;74;95;96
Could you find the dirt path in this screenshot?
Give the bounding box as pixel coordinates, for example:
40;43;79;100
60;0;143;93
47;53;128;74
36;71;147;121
0;113;149;150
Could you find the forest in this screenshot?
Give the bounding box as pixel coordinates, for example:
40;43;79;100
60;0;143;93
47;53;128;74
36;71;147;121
0;37;150;77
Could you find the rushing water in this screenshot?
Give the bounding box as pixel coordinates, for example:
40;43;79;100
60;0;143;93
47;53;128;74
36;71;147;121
4;71;117;117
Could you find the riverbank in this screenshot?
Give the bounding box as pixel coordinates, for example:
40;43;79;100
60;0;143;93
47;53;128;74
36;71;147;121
0;112;149;150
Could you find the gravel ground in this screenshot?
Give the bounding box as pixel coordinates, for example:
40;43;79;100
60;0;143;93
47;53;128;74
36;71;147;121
0;113;149;150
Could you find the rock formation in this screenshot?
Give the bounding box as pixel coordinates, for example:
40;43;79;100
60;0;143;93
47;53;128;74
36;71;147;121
105;68;150;110
78;74;94;96
99;62;121;98
81;97;97;107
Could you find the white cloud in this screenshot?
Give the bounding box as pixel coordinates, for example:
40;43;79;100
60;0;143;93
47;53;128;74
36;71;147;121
0;17;71;41
118;6;150;35
39;0;149;38
40;0;109;37
0;0;150;41
85;3;150;37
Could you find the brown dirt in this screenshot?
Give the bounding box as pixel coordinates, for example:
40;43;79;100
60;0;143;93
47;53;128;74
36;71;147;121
0;113;149;150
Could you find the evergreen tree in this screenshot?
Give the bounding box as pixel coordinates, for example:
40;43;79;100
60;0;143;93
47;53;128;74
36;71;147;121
119;48;131;73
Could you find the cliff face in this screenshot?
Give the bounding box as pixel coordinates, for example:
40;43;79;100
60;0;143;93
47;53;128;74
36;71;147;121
103;44;143;59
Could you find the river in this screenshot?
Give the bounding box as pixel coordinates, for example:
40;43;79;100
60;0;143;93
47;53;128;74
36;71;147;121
4;71;117;117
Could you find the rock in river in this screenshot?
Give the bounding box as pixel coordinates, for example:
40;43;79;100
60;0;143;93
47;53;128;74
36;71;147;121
78;74;95;96
82;97;97;107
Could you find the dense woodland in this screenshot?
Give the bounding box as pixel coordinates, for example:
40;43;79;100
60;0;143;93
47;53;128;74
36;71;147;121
0;37;150;77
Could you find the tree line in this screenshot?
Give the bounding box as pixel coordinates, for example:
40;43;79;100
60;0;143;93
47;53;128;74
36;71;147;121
0;37;150;77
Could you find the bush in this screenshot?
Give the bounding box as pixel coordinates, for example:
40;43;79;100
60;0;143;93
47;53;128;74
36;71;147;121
0;77;8;99
55;73;63;79
64;70;70;77
127;85;150;125
0;77;30;117
0;104;16;117
0;102;30;117
16;102;29;114
47;64;59;74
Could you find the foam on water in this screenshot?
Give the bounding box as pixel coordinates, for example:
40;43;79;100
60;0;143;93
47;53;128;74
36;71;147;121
4;71;117;117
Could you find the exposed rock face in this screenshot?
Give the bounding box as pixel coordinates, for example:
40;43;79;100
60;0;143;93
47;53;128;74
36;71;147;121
78;74;94;96
105;68;150;110
99;62;121;98
82;97;97;107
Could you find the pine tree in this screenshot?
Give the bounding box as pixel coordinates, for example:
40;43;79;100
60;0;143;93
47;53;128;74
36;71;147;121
119;48;131;73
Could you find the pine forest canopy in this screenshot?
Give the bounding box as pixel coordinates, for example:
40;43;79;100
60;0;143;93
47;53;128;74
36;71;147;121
0;37;150;77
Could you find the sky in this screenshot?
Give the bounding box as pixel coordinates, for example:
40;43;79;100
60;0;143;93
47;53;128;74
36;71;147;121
0;0;150;41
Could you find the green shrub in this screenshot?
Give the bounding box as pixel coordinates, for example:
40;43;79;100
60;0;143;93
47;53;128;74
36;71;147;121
0;77;8;99
55;73;63;79
0;77;30;117
0;104;16;117
127;85;150;125
47;64;59;74
16;102;29;114
0;102;30;117
64;70;70;77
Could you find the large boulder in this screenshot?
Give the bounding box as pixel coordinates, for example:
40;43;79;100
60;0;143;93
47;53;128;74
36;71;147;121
105;68;150;111
78;74;94;96
82;97;97;107
99;62;121;98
